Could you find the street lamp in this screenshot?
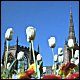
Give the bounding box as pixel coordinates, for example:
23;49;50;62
5;28;13;69
48;37;56;74
26;26;36;72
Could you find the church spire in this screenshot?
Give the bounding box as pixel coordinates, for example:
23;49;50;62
68;8;76;43
16;36;18;45
38;44;40;53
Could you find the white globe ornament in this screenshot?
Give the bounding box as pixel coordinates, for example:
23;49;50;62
26;26;36;42
48;37;56;48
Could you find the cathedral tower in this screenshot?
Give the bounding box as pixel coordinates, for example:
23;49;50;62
64;8;79;64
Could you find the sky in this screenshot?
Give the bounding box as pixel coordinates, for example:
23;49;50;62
1;1;79;66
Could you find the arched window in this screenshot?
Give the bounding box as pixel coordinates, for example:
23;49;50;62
18;58;24;73
17;52;28;73
24;56;28;71
46;69;52;74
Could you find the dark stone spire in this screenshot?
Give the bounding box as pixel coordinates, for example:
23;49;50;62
68;8;76;43
65;38;67;45
38;44;40;53
16;36;18;45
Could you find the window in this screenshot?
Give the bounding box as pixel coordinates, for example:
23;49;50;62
24;56;28;71
18;59;24;73
17;54;28;73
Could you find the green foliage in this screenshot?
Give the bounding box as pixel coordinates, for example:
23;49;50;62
32;72;37;78
73;66;79;73
1;68;9;79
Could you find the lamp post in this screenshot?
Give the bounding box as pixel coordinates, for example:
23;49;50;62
5;28;13;69
48;37;56;74
26;26;36;72
68;39;74;59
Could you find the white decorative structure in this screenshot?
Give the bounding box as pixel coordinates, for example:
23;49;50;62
68;39;74;58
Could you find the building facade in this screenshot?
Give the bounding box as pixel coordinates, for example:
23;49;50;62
2;36;40;72
64;8;79;64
